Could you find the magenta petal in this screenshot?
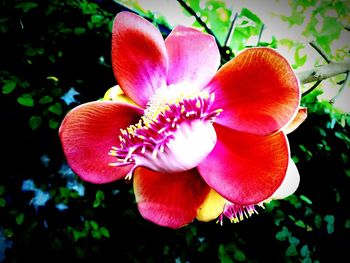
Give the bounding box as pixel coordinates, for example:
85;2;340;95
112;11;168;107
198;124;289;205
134;168;210;229
59;101;143;184
209;48;300;135
165;25;220;87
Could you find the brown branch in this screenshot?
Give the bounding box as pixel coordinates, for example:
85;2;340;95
297;60;350;84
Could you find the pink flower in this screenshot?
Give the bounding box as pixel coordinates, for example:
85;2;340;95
59;12;306;228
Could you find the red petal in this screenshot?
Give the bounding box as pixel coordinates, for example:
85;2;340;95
165;25;220;87
283;107;307;134
209;48;300;135
112;11;168;107
59;101;143;184
198;124;289;205
133;168;210;228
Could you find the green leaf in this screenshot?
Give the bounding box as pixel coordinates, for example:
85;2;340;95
300;195;312;205
233;250;246;262
99;226;110;238
14;2;38;12
4;228;14;238
90;220;99;230
39;95;53;104
344;219;350;228
289;237;300;246
93;200;100;208
91;14;104;24
91;230;101;239
96;190;105;202
324;215;335;234
302;258;312;263
314;215;322;228
74;27;86;34
0;197;6;207
49;119;59;129
2;82;16;94
295;220;306;228
18;93;34;107
285;244;298;257
16;213;25;225
0;185;5;195
29;116;42;130
300;244;310;258
48;102;62;116
275;226;291;241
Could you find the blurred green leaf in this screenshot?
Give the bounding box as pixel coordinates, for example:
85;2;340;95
295;220;306;228
49;119;59;129
233;250;246;262
18;93;34;107
39;95;53;104
2;81;16;94
29;116;42;130
16;213;25;225
300;195;312;205
285;244;298;257
300;244;310;258
275;226;291;241
0;197;6;207
96;190;105;202
14;2;38;12
48;102;62;115
99;226;110;238
0;185;5;195
90;220;99;230
324;215;335;234
314;214;323;228
345;219;350;228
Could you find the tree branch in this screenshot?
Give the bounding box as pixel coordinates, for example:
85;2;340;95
224;12;238;47
176;0;222;50
309;40;331;63
330;72;350;104
297;60;350;84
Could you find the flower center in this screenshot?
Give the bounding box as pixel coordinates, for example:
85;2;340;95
109;85;222;178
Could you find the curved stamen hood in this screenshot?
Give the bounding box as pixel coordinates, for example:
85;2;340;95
109;85;222;175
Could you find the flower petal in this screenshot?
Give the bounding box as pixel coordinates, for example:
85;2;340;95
103;85;137;105
198;124;289;205
165;25;220;88
271;159;300;199
112;11;168;107
133;168;210;228
59;101;143;184
209;47;300;135
196;189;226;222
283;107;307;134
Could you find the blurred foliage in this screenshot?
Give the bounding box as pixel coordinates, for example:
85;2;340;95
1;0;349;262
